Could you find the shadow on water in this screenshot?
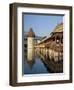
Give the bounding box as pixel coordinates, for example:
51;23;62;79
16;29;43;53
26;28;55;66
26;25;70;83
40;57;63;73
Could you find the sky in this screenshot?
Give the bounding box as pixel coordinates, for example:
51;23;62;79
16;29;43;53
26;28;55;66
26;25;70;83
23;14;63;37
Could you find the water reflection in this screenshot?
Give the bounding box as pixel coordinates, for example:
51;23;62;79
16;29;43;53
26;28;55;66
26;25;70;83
24;49;63;74
26;60;35;69
27;48;34;61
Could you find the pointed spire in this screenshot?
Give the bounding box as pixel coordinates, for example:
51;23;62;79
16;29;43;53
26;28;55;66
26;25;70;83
27;27;35;37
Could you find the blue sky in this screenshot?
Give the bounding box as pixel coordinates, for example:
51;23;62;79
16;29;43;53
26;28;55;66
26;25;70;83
23;14;63;36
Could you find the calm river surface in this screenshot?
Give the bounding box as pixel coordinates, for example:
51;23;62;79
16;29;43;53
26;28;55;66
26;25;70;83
24;51;63;74
24;55;49;74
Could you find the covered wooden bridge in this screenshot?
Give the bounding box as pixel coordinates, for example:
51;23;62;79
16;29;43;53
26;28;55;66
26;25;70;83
34;23;63;62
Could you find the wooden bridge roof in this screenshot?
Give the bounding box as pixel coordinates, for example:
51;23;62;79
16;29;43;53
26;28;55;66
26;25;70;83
53;22;63;33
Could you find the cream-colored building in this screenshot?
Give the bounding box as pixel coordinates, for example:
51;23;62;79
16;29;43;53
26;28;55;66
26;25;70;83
27;28;35;61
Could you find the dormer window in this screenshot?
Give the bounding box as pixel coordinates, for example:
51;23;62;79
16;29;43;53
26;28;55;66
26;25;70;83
56;39;59;43
56;36;60;44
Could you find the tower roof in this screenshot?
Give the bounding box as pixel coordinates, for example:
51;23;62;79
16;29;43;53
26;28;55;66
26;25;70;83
27;28;35;37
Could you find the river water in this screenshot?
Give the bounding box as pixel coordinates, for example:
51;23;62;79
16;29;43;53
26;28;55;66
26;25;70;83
23;50;63;74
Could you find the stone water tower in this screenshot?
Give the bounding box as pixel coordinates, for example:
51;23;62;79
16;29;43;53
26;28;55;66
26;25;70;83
27;28;35;61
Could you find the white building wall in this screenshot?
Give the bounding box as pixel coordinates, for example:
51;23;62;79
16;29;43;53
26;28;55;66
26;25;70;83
27;37;34;61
